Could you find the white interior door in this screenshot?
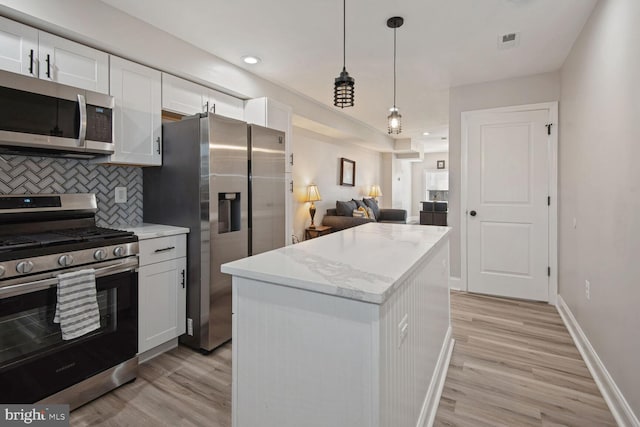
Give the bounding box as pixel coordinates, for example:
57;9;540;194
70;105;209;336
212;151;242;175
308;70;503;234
467;108;550;301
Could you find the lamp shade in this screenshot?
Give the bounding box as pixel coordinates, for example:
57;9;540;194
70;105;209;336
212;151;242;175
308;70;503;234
306;184;322;202
369;185;382;198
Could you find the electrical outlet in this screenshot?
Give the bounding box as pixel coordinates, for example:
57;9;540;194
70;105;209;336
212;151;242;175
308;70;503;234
585;280;591;300
187;318;194;336
114;187;127;204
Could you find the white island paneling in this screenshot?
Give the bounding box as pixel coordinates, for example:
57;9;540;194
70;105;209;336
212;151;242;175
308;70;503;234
222;223;453;427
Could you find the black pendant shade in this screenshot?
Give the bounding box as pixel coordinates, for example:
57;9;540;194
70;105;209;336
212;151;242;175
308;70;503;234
334;67;355;108
334;0;355;108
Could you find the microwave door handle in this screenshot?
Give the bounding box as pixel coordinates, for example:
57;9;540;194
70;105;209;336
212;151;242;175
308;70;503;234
77;94;87;147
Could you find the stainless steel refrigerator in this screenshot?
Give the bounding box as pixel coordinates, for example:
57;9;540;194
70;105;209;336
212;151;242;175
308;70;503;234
143;113;285;352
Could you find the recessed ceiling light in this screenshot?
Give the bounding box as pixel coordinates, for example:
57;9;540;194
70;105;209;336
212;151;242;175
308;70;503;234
423;132;430;136
242;56;261;65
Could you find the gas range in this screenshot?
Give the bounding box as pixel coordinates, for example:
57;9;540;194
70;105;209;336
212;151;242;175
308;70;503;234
0;193;139;409
0;194;138;283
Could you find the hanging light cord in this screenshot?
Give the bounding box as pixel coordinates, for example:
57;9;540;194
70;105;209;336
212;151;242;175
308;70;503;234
393;26;397;108
342;0;346;70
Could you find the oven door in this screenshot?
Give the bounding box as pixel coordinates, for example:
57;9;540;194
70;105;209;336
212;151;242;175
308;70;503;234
0;257;137;404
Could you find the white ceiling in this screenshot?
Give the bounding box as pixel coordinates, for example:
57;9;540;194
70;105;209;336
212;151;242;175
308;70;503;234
100;0;596;151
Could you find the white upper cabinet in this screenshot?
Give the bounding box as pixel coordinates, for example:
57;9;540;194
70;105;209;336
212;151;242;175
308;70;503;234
161;73;207;116
105;56;162;166
245;97;293;172
0;17;108;93
207;88;244;121
0;16;38;77
162;72;244;121
38;32;108;94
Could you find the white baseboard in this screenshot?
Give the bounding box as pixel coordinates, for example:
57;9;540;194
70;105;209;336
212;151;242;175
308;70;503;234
449;276;462;291
417;326;455;427
557;296;639;427
138;338;179;364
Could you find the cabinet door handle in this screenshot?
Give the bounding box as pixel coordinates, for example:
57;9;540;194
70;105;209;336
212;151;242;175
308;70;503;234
28;49;34;75
156;137;161;154
180;269;185;288
154;246;175;253
46;54;51;78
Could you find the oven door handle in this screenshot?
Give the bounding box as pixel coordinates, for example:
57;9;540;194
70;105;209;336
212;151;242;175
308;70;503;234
0;258;139;299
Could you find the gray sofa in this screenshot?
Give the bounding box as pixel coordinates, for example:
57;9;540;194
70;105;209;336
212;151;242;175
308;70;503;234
322;200;407;232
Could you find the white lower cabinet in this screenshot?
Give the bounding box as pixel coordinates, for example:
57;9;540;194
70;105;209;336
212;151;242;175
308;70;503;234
137;233;187;357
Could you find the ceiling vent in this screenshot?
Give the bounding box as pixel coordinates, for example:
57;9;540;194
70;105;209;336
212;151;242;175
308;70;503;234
497;32;520;50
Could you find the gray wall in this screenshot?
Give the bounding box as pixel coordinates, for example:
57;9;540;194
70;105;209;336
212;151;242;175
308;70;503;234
291;127;382;241
448;71;561;278
559;0;640;414
0;155;142;227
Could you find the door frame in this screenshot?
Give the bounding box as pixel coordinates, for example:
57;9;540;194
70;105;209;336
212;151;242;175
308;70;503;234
460;102;558;305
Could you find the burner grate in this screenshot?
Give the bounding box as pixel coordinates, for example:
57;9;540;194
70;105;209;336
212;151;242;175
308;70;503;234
0;236;40;251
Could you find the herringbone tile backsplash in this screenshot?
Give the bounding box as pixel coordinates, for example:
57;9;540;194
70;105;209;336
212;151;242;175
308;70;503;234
0;155;142;227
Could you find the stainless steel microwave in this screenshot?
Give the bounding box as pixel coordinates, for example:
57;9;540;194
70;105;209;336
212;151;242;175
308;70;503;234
0;69;114;158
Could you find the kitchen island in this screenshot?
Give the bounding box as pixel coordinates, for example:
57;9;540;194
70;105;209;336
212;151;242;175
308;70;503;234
221;223;453;427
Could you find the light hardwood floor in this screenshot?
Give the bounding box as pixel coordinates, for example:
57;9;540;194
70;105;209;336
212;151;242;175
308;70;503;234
434;292;616;426
71;292;615;426
71;343;232;426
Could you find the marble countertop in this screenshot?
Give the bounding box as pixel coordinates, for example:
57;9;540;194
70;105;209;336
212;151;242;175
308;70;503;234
124;223;190;240
221;223;450;304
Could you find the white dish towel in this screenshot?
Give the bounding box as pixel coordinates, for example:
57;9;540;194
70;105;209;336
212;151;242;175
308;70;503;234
53;269;101;341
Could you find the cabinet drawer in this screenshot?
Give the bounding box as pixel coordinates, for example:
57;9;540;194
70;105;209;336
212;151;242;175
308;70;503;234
139;234;186;266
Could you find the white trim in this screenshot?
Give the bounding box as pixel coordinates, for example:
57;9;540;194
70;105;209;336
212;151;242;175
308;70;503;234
417;327;454;427
556;296;640;427
547;103;558;305
460;102;558;302
460;112;469;292
138;337;178;364
449;276;462;291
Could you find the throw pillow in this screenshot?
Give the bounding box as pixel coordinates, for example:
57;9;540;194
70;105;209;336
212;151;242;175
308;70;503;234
357;206;369;218
352;199;367;209
363;198;380;220
365;206;376;221
352;209;366;218
336;200;357;217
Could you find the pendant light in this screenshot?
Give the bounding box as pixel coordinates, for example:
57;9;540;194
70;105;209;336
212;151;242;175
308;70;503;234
333;0;355;108
387;16;404;134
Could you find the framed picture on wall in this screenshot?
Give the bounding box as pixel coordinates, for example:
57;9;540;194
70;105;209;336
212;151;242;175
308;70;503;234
340;158;356;186
437;160;446;169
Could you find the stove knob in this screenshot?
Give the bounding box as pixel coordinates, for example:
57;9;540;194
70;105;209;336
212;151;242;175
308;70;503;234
16;261;34;274
94;249;107;261
113;246;124;257
58;255;74;267
0;265;5;277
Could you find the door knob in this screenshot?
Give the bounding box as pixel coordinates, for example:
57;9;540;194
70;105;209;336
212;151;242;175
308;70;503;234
469;210;477;217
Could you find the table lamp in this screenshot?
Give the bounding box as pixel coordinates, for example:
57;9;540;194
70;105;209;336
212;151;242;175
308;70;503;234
306;184;322;229
369;185;382;202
